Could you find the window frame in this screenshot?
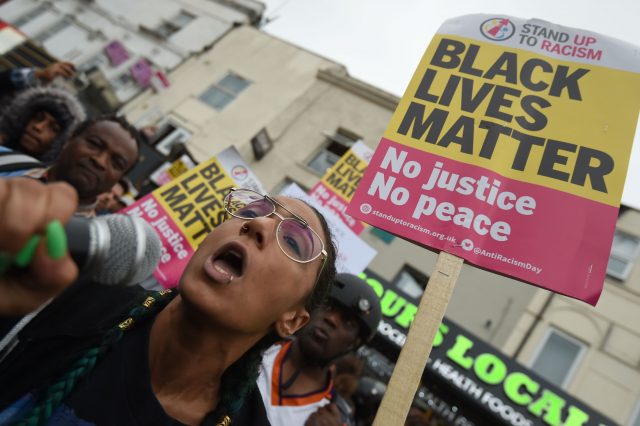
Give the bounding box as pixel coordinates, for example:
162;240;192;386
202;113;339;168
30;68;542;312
628;400;640;426
607;230;640;280
198;71;251;111
528;327;587;389
146;10;196;40
152;120;193;156
305;129;362;176
33;18;73;44
78;52;109;73
169;11;196;29
12;5;49;28
392;264;429;300
110;71;137;92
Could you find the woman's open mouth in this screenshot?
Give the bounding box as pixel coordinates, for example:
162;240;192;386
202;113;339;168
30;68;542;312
204;242;247;284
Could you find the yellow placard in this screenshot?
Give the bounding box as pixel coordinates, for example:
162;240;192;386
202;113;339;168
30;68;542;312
320;149;369;200
167;159;191;178
385;34;640;207
155;158;236;247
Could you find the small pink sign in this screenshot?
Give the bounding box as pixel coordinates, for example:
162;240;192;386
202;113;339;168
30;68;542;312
309;182;365;235
122;194;194;288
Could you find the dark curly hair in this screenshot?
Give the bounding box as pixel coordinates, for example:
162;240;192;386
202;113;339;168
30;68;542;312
304;205;337;313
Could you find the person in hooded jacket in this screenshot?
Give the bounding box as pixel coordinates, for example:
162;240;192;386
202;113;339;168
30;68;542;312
0;86;85;172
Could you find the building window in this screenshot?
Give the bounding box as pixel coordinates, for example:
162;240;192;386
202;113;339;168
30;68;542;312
529;328;586;388
306;129;361;175
199;72;251;111
170;11;196;28
12;5;48;28
607;230;640;280
149;11;195;39
629;400;640;426
393;265;429;300
152;121;193;156
33;18;72;43
110;72;136;92
251;128;272;160
78;53;109;73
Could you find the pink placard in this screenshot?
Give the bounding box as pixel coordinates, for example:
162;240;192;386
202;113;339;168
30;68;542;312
347;139;616;305
122;194;194;288
309;182;365;235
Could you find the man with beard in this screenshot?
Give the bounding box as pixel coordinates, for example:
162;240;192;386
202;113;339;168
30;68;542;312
20;115;140;216
256;273;381;426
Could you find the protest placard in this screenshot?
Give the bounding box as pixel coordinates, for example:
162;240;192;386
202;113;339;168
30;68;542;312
309;141;373;234
348;15;640;305
149;154;197;186
345;14;640;425
280;183;377;275
122;146;265;288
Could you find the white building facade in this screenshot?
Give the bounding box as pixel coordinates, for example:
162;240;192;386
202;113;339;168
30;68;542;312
0;0;264;108
504;208;640;425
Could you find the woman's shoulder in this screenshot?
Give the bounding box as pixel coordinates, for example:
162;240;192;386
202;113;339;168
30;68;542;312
19;281;153;339
0;283;158;411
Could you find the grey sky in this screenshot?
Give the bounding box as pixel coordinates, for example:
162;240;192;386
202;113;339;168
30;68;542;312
261;0;640;209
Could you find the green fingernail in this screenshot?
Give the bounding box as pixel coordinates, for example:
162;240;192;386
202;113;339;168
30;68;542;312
0;252;11;274
14;235;41;267
46;220;67;260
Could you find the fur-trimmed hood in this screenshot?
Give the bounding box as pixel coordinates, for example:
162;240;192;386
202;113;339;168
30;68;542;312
0;86;86;163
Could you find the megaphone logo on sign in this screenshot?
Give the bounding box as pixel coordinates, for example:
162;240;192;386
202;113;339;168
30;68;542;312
480;18;516;41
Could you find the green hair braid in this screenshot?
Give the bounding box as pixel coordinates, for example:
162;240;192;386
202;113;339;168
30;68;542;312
204;332;280;425
13;289;176;426
13;289;287;426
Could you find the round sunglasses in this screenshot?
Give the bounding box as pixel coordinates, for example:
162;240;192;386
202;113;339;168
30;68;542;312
223;188;327;264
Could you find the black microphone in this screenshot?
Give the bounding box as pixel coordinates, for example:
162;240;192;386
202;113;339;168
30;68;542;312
64;215;162;286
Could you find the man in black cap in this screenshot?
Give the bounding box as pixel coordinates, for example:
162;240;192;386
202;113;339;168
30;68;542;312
256;273;382;426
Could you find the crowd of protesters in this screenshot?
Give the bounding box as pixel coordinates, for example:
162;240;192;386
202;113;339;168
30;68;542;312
0;62;443;426
0;62;139;217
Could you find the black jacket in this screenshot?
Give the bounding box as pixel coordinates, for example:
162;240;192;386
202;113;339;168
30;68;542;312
0;281;270;426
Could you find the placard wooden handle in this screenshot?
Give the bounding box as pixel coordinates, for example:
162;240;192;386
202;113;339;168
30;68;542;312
372;251;463;426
